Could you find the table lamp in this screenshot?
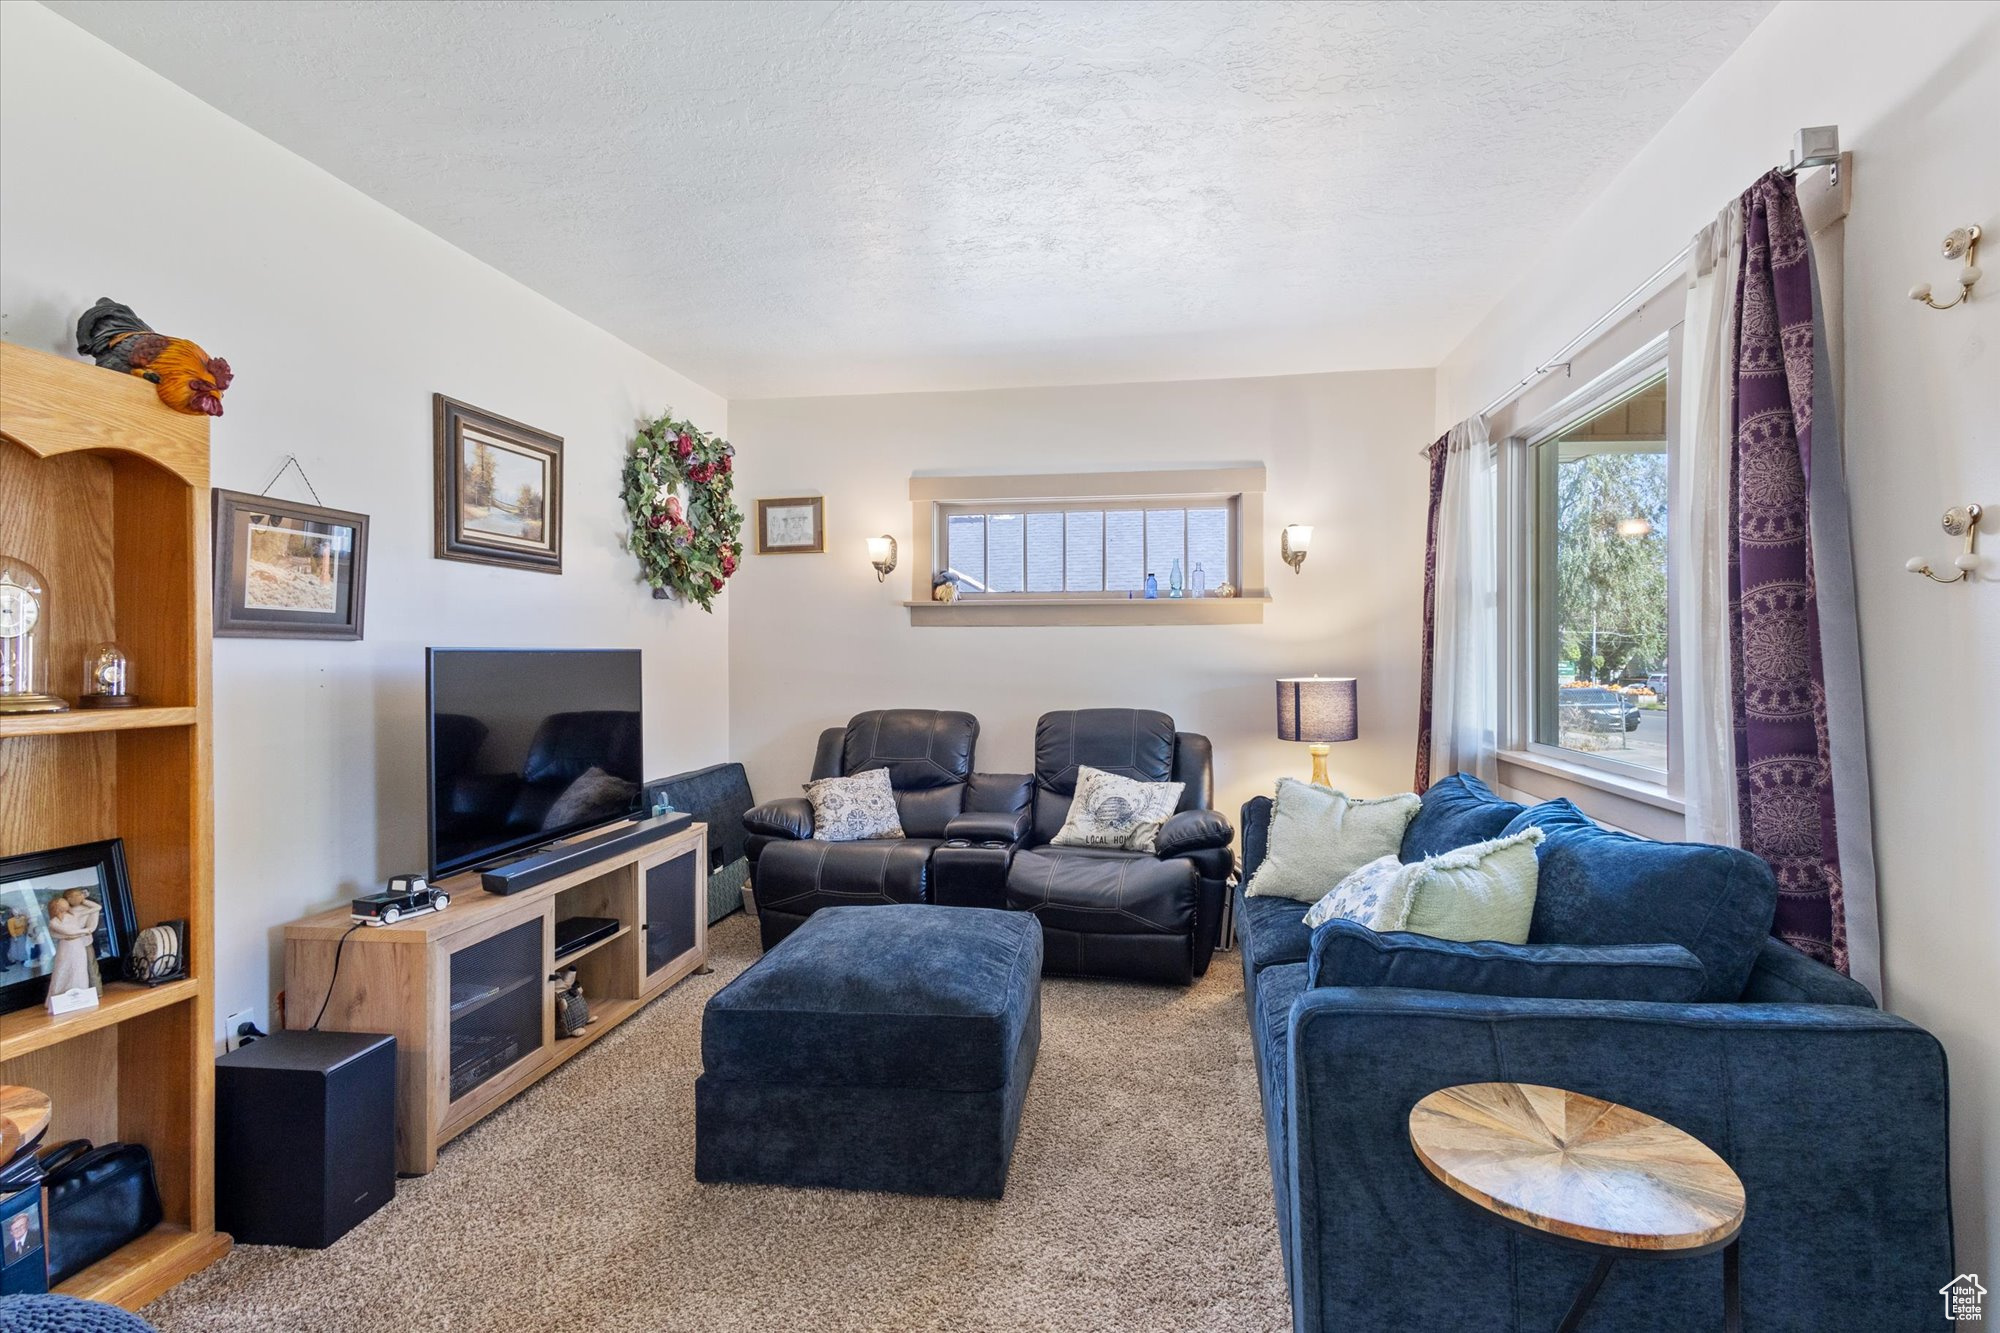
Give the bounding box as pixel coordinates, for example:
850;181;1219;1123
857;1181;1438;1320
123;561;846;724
1275;676;1357;786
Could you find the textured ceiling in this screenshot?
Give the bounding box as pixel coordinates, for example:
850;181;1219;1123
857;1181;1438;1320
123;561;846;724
47;0;1773;398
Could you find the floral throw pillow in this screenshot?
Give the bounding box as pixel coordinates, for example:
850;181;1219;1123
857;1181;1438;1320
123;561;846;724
1301;829;1545;943
803;767;906;843
1050;765;1185;853
1302;854;1407;930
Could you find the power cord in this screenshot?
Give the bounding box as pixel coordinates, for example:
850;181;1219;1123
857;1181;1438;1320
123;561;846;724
309;921;365;1031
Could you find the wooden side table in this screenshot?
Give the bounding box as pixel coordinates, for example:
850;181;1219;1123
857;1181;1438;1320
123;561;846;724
1;1085;52;1166
1410;1082;1747;1333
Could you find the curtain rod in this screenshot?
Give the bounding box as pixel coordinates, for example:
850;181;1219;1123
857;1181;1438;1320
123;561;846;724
1468;241;1692;426
1462;126;1840;431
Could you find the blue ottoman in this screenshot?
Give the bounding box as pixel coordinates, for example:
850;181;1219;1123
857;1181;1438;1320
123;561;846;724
695;904;1042;1198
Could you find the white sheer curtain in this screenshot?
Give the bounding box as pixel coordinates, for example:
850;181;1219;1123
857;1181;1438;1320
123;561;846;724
1675;200;1743;847
1428;417;1499;786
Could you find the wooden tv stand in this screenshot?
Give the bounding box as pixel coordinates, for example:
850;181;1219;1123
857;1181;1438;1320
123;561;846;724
283;820;707;1175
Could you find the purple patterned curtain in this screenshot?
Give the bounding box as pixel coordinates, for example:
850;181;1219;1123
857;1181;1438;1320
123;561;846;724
1728;172;1851;972
1413;435;1449;793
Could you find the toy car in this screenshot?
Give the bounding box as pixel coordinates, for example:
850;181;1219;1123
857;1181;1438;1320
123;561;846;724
351;876;451;925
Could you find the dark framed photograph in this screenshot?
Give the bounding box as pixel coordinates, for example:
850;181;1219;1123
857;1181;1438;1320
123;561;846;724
212;489;369;640
756;496;825;554
434;395;564;573
1;839;139;1016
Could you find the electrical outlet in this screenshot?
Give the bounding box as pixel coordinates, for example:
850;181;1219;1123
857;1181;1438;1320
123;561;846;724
224;1008;264;1053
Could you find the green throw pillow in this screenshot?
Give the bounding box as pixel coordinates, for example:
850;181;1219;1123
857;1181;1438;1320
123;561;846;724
1243;779;1421;904
1302;827;1545;943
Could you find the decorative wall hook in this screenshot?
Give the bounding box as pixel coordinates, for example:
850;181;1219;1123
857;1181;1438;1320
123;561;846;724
1909;225;1981;310
1905;504;1982;583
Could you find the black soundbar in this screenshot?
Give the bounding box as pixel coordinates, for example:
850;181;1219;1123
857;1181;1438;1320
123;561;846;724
481;811;693;896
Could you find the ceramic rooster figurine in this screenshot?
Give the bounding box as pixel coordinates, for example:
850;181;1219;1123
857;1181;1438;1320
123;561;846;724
75;298;232;416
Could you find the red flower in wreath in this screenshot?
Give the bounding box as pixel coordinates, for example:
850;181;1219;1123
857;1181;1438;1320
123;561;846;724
689;462;714;484
710;575;725;592
720;554;738;576
719;456;733;476
676;432;694;458
647;512;668;530
664;495;683;522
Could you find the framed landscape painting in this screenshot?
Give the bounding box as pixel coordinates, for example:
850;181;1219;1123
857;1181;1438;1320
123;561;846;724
434;394;564;573
756;496;825;554
212;489;369;639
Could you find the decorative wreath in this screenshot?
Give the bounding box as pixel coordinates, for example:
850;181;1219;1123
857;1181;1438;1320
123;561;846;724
621;412;744;611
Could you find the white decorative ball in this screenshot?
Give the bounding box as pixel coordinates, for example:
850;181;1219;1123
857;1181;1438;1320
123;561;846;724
1960;265;1983;288
1909;284;1931;301
1905;557;1928;573
1952;553;1979;572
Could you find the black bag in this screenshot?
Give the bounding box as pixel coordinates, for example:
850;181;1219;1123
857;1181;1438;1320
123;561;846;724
36;1139;163;1284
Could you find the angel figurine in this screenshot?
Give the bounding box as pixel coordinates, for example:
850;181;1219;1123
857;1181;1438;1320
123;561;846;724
45;896;100;1007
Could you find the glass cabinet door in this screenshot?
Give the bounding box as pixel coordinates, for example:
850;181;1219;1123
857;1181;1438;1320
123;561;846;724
644;850;699;980
448;916;544;1102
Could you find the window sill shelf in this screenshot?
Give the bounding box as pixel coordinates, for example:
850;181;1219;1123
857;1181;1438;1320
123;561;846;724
1496;749;1686;841
1498;749;1684;812
904;593;1269;627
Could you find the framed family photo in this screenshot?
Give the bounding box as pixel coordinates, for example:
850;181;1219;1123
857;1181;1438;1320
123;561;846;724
0;838;138;1016
434;394;564;574
213;489;370;640
756;496;825;554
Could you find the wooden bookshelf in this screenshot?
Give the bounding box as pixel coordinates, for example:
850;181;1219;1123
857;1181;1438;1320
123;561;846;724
0;341;228;1306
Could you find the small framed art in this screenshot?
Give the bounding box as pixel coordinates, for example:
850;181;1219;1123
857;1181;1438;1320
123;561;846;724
434;394;564;573
213;489;369;640
0;838;138;1016
756;496;825;554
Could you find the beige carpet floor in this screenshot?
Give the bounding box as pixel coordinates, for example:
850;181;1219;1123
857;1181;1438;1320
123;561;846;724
146;913;1289;1332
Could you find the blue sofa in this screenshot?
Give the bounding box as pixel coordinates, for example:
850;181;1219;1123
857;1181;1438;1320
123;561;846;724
1236;775;1954;1333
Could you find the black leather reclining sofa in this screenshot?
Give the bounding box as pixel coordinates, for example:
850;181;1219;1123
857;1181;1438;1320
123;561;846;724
745;707;1234;984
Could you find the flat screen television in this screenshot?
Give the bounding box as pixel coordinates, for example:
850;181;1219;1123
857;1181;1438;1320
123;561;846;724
426;648;643;879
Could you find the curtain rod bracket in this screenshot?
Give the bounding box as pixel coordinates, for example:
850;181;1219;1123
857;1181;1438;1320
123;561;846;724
1472;126;1841;425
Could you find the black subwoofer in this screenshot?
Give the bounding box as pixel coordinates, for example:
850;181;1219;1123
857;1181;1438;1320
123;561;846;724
216;1030;396;1248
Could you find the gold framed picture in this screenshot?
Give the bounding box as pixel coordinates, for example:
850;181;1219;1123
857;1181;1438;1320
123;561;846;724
434;394;563;574
756;496;825;554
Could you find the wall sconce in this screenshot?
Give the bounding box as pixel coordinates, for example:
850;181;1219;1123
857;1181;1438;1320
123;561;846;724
1906;504;1982;583
1280;524;1313;574
1909;225;1981;310
867;535;898;583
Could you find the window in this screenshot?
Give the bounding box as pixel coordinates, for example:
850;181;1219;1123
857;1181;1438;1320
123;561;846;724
1530;371;1670;775
938;501;1235;597
907;466;1267;625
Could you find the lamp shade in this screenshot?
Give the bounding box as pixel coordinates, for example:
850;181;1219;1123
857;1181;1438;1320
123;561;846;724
1275;676;1357;743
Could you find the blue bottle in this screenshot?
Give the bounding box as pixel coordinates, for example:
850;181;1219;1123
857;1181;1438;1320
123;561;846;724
1144;572;1158;599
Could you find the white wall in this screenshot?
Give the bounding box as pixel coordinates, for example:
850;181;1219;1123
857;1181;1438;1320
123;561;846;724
0;2;731;1038
1437;0;2000;1275
727;370;1436;835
